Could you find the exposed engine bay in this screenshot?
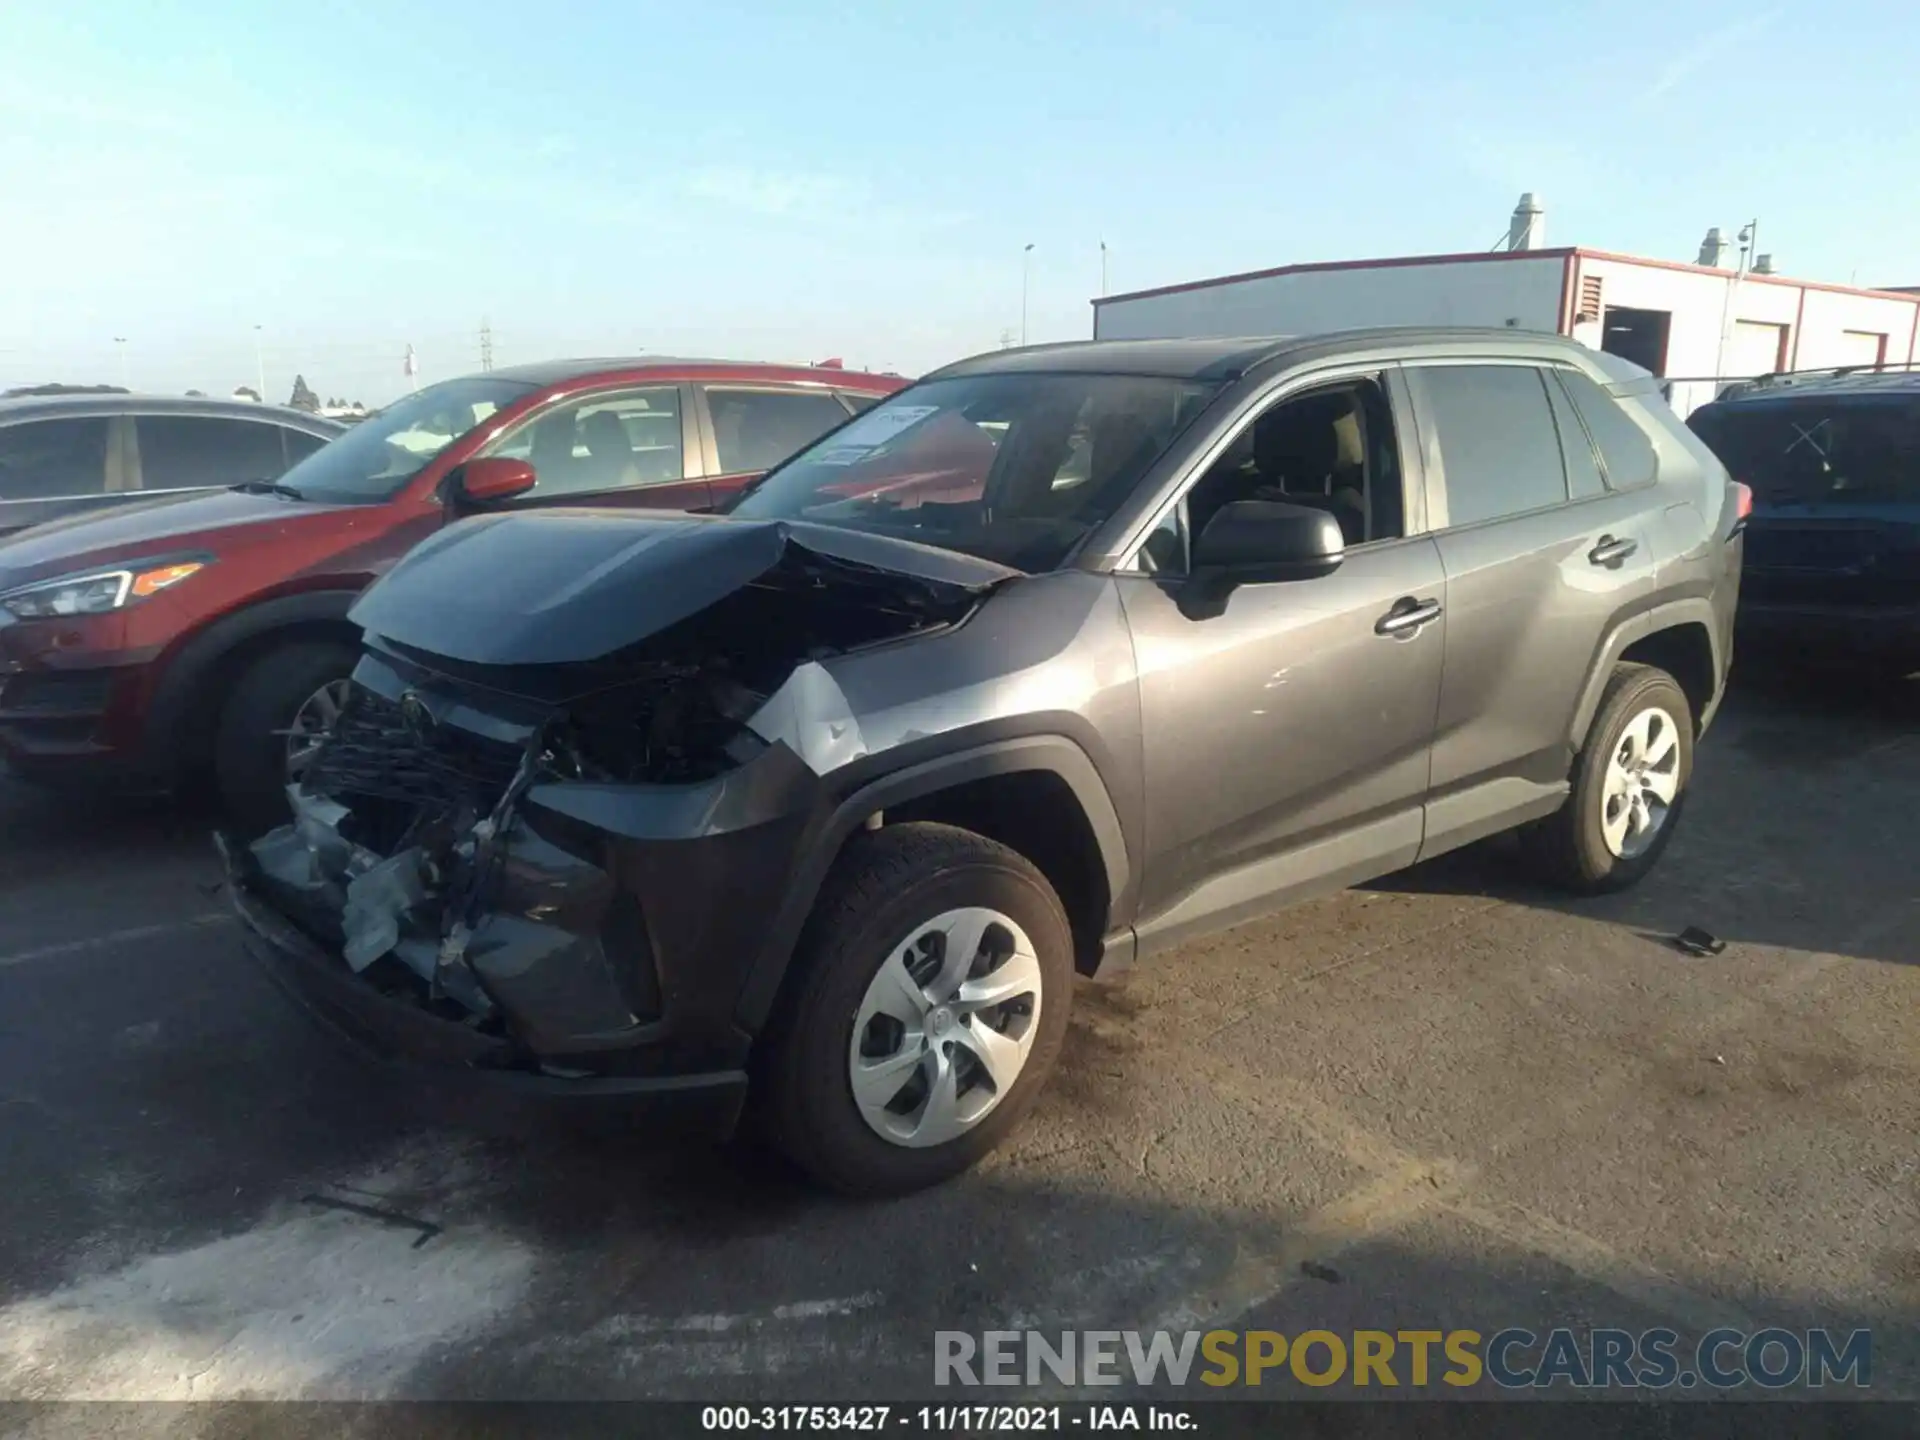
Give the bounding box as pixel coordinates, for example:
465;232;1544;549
235;518;1009;1057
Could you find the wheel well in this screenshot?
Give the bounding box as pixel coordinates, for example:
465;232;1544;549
1620;622;1716;731
173;618;361;779
883;771;1112;975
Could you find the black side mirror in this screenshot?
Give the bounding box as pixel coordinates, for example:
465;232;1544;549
1194;500;1345;581
1179;500;1345;619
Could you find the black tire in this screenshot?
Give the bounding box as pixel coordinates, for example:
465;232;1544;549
213;639;358;836
1528;663;1694;895
758;822;1074;1198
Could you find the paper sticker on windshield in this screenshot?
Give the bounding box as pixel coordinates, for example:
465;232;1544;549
810;404;941;464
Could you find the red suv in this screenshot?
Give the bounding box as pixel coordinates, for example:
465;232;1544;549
0;358;903;830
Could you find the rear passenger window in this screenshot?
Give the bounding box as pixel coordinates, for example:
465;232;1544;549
0;418;112;499
708;389;853;474
137;416;303;489
1417;366;1568;527
1544;373;1607;500
1558;369;1658;490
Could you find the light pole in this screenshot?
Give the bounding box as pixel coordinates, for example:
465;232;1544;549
1100;240;1108;298
113;337;128;388
1020;243;1035;347
253;325;266;402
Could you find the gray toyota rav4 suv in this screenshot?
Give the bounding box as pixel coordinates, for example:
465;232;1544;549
223;330;1746;1195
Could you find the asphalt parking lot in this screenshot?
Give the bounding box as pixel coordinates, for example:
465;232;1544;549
1;669;1915;1411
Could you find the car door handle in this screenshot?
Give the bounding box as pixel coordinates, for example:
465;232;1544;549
1589;535;1639;567
1375;597;1443;637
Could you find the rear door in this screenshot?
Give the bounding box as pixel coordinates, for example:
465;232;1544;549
1405;361;1658;853
696;385;864;505
0;415;124;536
133;413;327;491
1688;397;1920;613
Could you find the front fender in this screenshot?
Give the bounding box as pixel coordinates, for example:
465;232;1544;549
143;589;361;770
731;733;1132;1034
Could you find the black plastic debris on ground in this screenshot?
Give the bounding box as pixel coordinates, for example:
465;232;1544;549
1299;1260;1343;1284
302;1192;443;1248
1670;927;1727;958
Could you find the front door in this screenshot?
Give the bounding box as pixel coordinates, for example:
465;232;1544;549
1119;373;1446;953
490;384;714;514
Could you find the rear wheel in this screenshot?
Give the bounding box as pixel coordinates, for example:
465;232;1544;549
760;822;1073;1197
213;639;358;836
1528;663;1694;894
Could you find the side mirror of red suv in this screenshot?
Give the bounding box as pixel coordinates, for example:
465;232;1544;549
448;457;537;508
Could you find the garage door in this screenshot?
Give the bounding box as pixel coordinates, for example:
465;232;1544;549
1833;330;1888;367
1725;321;1788;378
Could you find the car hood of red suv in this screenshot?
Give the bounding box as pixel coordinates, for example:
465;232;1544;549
0;488;361;589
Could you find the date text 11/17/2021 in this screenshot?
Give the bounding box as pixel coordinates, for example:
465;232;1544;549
700;1404;1194;1431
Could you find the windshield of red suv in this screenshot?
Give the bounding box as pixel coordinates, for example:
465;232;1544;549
277;377;537;503
727;373;1220;571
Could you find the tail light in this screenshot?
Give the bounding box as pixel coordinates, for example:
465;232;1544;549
1729;480;1753;536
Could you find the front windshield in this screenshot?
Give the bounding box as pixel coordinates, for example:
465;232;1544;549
728;373;1220;571
278;377;537;502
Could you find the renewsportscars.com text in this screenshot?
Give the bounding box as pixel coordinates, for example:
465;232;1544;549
934;1327;1872;1391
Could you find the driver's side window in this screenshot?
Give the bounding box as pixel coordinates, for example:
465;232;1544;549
1136;377;1403;577
488;386;684;497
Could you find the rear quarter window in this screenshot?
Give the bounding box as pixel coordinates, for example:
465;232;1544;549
1557;369;1659;490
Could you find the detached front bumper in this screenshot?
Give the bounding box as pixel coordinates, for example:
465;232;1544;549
219;768;794;1152
225;853;751;1136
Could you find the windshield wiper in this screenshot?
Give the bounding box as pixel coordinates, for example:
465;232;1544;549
230;478;305;500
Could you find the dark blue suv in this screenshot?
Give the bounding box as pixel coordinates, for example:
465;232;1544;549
1689;367;1920;677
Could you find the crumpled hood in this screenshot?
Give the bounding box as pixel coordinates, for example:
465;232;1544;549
348;509;1020;666
0;488;348;589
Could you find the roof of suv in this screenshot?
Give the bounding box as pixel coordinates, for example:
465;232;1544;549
484;357;903;388
0;391;345;429
1705;363;1920;406
931;328;1609;384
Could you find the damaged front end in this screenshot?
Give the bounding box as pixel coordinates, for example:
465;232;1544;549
222;514;1011;1124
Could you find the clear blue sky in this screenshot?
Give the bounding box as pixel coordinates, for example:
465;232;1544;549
2;1;1913;403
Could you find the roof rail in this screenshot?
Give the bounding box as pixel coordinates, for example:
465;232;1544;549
1744;359;1920;388
1703;359;1920;403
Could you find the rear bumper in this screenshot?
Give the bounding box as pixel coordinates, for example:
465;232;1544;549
225;854;750;1138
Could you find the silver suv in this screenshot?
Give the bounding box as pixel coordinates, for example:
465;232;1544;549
223;330;1746;1195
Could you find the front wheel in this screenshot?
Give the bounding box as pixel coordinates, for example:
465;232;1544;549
1528;663;1694;894
760;822;1074;1197
213;639;359;836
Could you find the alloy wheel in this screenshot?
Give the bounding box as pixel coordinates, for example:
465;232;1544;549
1601;704;1682;858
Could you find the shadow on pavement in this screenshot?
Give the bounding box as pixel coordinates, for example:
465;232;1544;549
1369;670;1919;971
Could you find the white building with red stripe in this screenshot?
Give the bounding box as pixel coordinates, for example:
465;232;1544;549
1091;202;1919;418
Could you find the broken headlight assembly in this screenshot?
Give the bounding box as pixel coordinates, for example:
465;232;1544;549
0;559;209;618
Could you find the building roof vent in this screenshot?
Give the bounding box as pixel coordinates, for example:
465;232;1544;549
1753;253;1776;275
1507;193;1545;252
1698;228;1731;268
